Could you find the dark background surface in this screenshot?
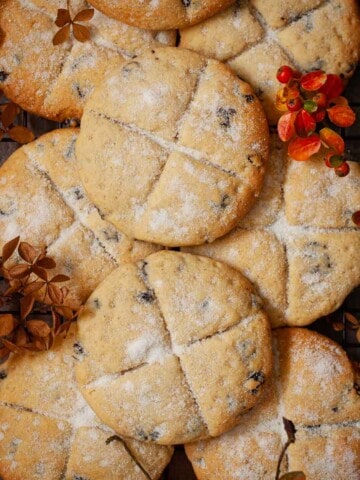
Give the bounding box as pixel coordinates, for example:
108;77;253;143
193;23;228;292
1;68;360;480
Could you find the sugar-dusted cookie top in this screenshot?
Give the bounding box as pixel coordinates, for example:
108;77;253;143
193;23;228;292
186;328;360;480
0;0;175;121
0;326;173;480
186;135;360;327
75;251;272;445
0;129;160;304
180;0;360;124
76;47;269;247
87;0;236;30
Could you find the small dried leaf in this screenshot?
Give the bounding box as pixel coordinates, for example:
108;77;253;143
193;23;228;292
73;23;91;42
26;320;51;338
1;338;22;353
53;24;71;45
352;211;360;227
288;134;321;161
356;329;360;343
327;105;356;128
300;70;327;91
36;257;56;269
2;236;20;263
0;27;5;47
18;241;37;263
56;320;73;336
0;314;17;336
1;102;19;129
0;346;10;364
61;286;69;298
319;73;344;99
51;274;70;283
20;294;35;320
55;8;72;27
14;326;28;347
279;473;306;480
55;305;74;319
32;265;48;281
319;127;345;155
4;279;22;296
8;263;30;279
8;125;35;144
332;321;344;332
294;109;316;137
283;417;296;443
22;280;46;296
73;8;94;22
345;312;359;326
277;112;297;142
48;283;64;305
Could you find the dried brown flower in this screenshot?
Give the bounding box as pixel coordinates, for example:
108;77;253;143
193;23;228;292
0;236;83;362
0;97;35;144
53;0;94;46
275;418;306;480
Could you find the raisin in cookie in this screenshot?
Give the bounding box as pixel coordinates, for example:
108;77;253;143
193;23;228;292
180;0;360;124
0;129;160;304
0;0;175;121
185;135;360;327
87;0;235;30
76;47;269;247
186;328;360;480
75;250;272;445
0;325;173;480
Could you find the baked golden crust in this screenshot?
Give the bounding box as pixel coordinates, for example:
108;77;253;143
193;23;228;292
75;250;272;445
76;47;269;247
186;328;360;480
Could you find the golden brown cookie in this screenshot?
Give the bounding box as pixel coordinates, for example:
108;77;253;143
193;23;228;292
75;250;272;445
0;129;160;304
0;0;175;121
0;326;173;480
76;47;269;247
180;0;360;124
87;0;236;30
185;135;360;327
186;328;360;480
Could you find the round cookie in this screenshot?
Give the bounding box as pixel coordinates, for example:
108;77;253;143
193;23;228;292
0;0;175;121
0;129;160;305
185;134;360;327
87;0;236;30
186;328;360;480
180;0;360;124
75;250;272;445
76;47;269;247
0;325;173;480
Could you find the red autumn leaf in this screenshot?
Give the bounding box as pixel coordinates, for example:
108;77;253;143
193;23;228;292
300;70;327;91
8;263;30;279
36;257;56;269
8;126;35;144
352;211;360;227
0;314;17;336
294;109;316;137
51;274;70;283
18;241;37;263
26;320;51;338
327;105;356;127
1;102;18;129
53;23;71;45
1;236;20;263
319;73;344;99
277;112;297;142
73;23;91;42
73;8;94;22
55;8;72;27
288;134;321;161
20;294;35;320
319;127;345;155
